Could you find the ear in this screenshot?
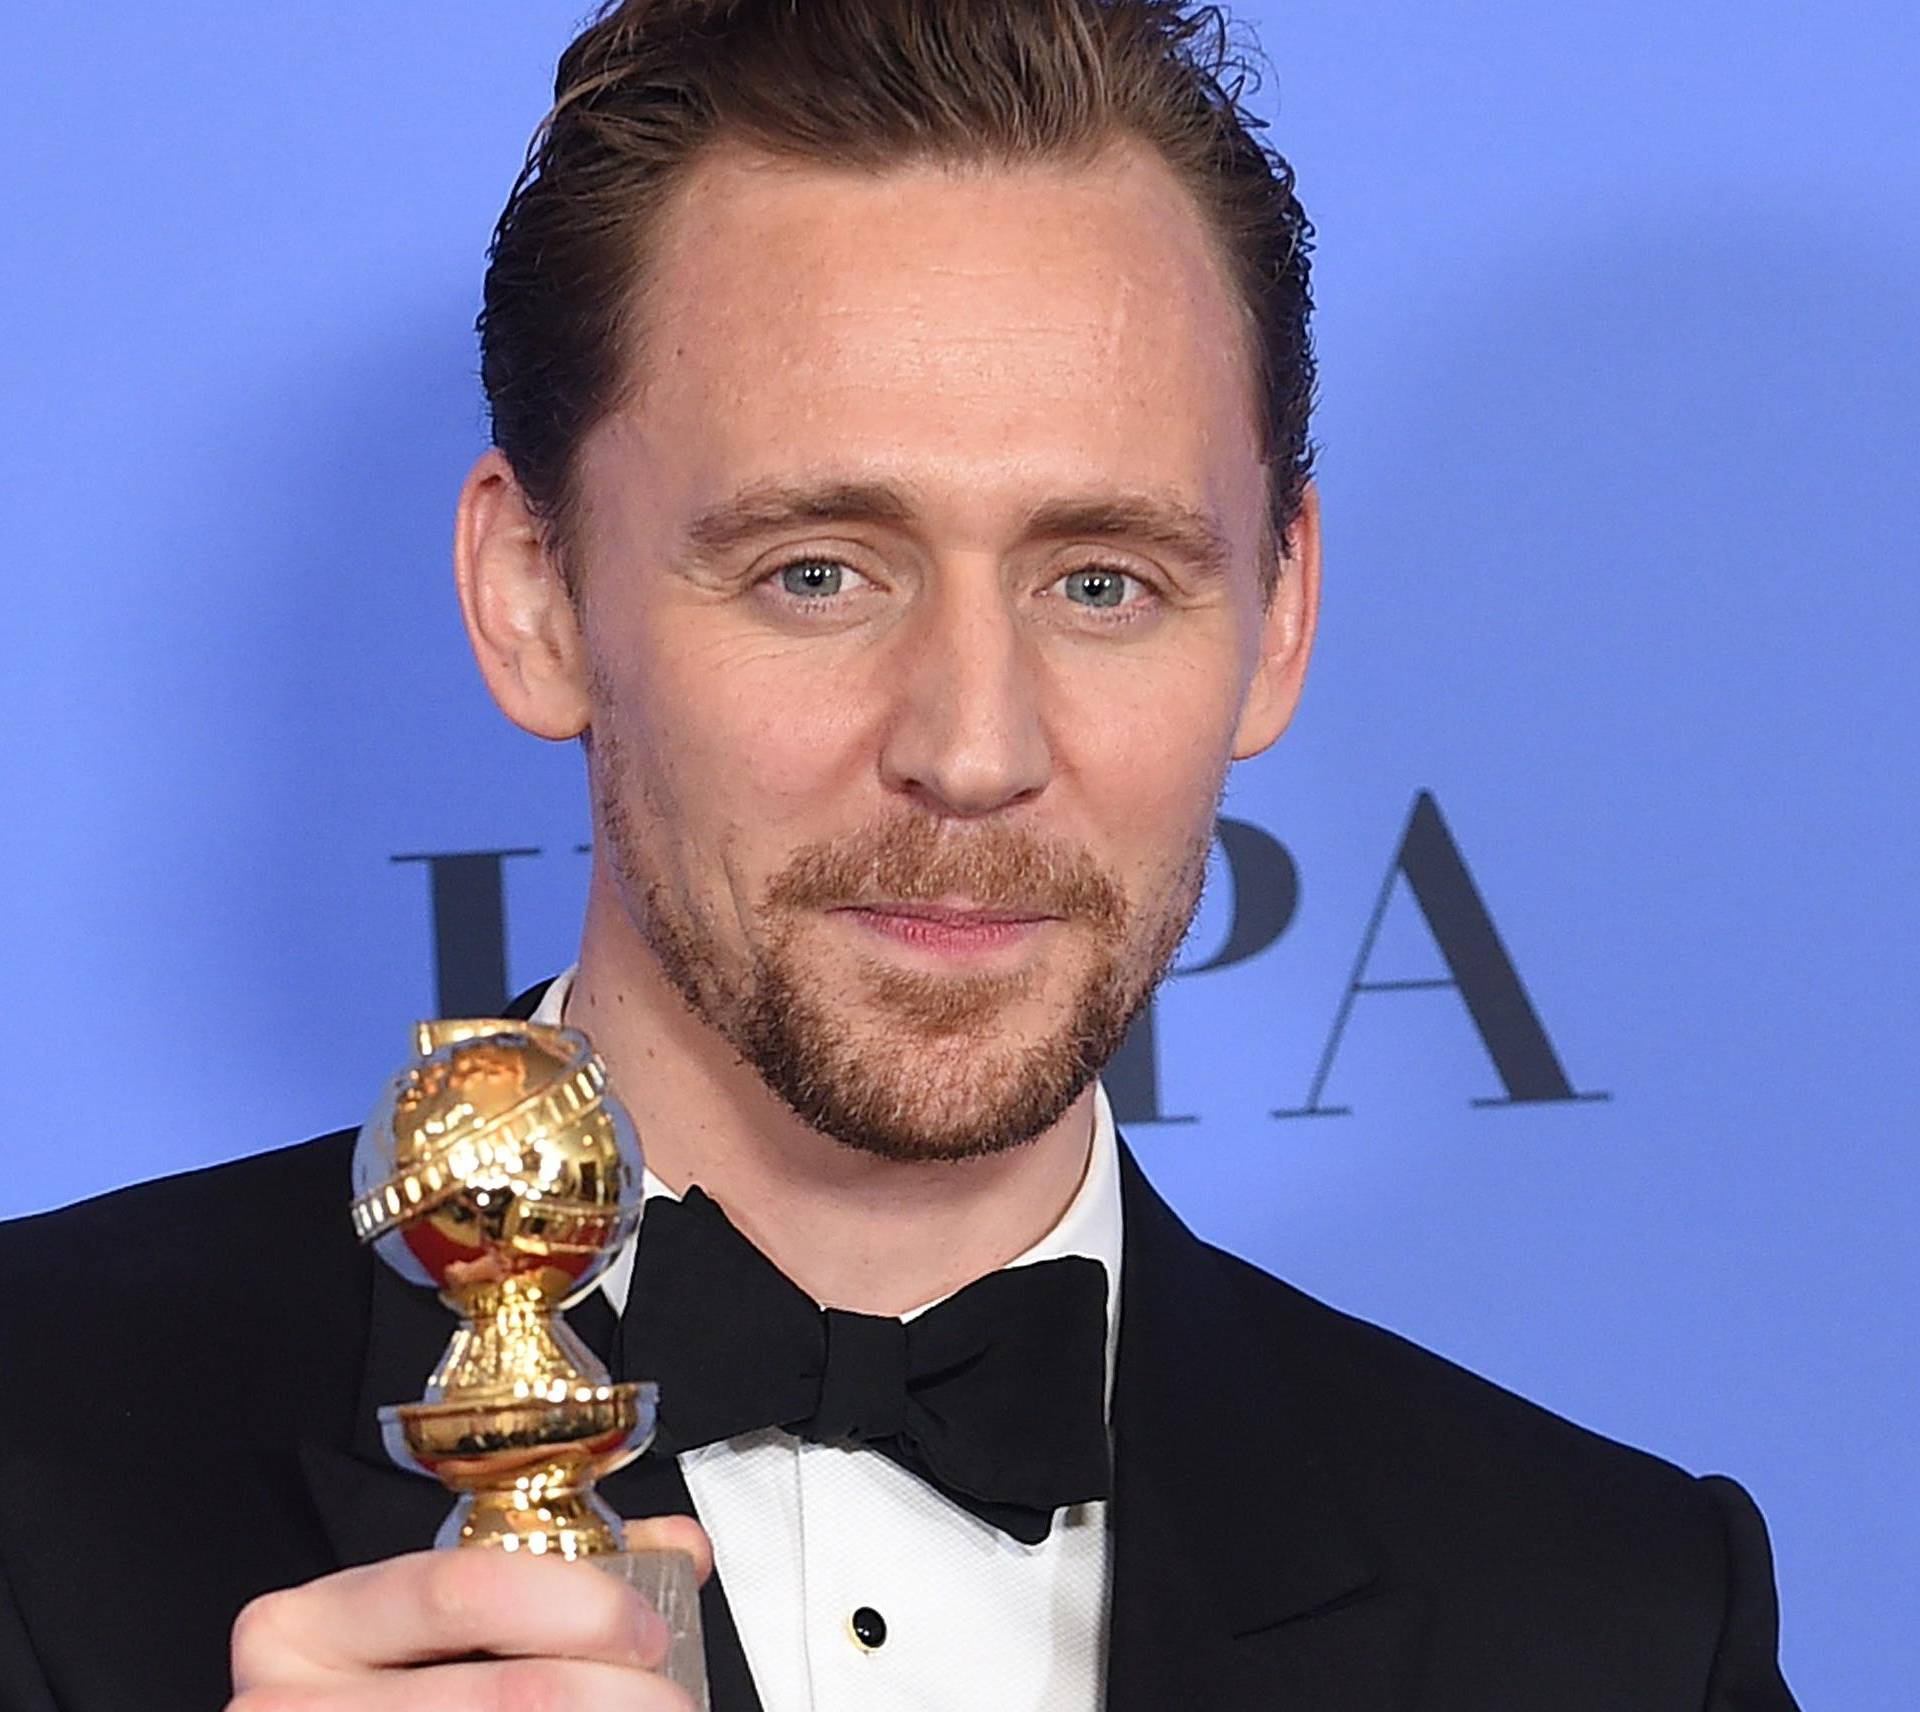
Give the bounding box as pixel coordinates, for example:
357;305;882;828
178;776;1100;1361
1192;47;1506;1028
1231;480;1322;760
453;449;592;741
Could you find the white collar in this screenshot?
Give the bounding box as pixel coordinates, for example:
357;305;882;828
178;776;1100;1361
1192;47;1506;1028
532;965;1124;1402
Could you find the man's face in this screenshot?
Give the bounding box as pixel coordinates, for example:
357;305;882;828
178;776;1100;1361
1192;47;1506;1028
559;140;1312;1161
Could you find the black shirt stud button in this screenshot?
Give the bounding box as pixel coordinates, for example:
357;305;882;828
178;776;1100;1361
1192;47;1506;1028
850;1606;888;1650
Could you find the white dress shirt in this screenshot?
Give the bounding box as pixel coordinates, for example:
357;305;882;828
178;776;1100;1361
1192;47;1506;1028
533;969;1122;1712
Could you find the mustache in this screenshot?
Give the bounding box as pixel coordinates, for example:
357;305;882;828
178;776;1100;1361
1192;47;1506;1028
764;814;1126;928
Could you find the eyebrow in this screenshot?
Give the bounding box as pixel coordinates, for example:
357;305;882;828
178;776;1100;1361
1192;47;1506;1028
683;480;918;557
1023;494;1234;578
681;477;1235;576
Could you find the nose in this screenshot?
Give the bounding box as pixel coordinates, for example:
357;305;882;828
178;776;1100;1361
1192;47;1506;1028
877;565;1052;817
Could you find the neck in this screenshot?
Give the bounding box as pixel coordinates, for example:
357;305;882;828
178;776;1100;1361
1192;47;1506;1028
566;870;1098;1316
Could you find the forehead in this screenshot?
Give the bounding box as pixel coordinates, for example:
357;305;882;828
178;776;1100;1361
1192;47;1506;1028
597;139;1264;532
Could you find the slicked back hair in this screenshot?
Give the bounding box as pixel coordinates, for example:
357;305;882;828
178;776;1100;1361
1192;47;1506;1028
479;0;1315;589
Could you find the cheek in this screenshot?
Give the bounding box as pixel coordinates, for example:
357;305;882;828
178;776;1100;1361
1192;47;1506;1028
609;624;877;849
725;676;876;819
1046;642;1244;847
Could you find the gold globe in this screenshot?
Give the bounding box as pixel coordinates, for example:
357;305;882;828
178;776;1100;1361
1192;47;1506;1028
351;1018;641;1309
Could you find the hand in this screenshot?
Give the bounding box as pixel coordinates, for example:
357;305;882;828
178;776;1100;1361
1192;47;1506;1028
227;1517;714;1711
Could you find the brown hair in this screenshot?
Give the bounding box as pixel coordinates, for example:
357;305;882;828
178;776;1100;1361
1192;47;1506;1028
479;0;1315;582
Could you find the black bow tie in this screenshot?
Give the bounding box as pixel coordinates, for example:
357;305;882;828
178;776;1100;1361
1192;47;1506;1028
606;1186;1113;1545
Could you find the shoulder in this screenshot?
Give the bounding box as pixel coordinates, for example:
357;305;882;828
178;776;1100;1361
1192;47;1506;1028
1220;1240;1684;1470
0;1130;368;1438
1203;1237;1732;1600
1211;1244;1803;1695
0;1128;358;1293
1121;1149;1704;1515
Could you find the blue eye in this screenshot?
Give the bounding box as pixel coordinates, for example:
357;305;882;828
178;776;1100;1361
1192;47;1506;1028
1061;567;1135;609
778;559;849;597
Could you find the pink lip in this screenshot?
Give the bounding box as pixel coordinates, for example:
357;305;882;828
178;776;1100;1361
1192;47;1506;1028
836;902;1055;955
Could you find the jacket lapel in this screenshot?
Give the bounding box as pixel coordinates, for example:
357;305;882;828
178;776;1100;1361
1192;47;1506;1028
1107;1144;1423;1712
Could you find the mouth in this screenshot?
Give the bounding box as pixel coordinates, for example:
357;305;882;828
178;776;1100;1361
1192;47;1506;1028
830;898;1060;957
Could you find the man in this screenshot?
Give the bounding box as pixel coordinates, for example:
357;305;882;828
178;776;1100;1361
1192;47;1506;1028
0;2;1799;1708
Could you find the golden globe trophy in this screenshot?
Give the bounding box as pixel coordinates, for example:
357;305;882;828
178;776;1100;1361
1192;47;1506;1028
349;1018;707;1706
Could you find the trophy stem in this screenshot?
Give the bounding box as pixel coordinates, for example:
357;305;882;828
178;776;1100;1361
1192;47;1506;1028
440;1476;629;1557
431;1276;611;1396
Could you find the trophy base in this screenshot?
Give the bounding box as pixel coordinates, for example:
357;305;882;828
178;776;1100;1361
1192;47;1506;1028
593;1548;709;1709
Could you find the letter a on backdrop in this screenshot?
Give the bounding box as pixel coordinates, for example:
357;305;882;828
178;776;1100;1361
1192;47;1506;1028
1278;792;1608;1118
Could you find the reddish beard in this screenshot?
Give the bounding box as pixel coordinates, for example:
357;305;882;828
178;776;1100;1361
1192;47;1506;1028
602;779;1206;1161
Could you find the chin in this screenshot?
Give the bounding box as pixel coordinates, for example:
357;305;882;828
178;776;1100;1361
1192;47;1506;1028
796;1063;1099;1165
737;959;1131;1165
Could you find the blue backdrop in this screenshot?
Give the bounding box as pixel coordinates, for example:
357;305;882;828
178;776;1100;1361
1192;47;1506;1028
6;4;1915;1704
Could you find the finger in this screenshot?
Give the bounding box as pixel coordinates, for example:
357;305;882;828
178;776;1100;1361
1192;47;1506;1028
230;1655;695;1712
230;1549;667;1687
623;1515;715;1585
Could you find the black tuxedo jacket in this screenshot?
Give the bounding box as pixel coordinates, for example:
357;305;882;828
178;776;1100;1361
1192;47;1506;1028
0;1001;1798;1709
